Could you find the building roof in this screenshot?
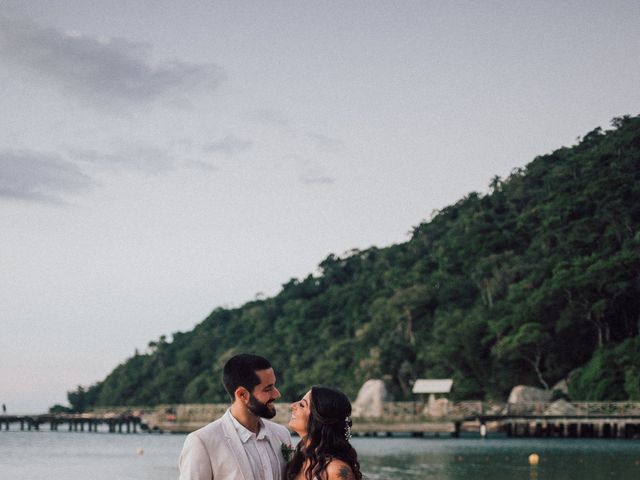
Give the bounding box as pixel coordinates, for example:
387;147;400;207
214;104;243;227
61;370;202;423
412;379;453;394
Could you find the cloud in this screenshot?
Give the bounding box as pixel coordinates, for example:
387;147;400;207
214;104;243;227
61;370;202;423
299;172;336;185
69;142;223;174
0;150;93;203
0;15;225;107
70;145;177;174
206;135;253;157
0;141;220;204
183;159;219;172
247;108;290;127
294;157;337;185
306;132;346;153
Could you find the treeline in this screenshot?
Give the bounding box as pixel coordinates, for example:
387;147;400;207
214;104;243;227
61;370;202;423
66;116;640;411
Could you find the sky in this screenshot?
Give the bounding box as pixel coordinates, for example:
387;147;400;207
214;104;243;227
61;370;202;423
1;1;639;413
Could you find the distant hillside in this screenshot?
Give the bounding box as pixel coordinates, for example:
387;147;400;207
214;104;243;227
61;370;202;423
67;115;640;411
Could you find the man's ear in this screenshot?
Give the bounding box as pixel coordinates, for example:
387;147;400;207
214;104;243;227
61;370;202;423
235;386;250;404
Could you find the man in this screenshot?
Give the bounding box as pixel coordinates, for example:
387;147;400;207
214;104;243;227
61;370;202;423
179;354;292;480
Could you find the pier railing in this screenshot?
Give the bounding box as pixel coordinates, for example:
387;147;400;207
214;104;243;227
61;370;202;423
4;401;640;435
502;401;640;416
379;401;640;418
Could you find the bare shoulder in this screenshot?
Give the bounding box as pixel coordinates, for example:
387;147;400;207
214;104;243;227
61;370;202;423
325;459;355;480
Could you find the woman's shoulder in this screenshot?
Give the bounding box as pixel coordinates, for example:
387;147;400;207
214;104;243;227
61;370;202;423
324;459;355;480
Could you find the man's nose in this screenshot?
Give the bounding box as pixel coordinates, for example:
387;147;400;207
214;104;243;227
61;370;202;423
273;387;281;400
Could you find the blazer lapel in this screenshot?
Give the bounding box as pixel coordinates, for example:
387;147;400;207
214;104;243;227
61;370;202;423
266;424;285;479
222;411;254;480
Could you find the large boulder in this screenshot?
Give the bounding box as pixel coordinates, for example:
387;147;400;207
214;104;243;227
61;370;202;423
505;385;552;414
352;379;391;418
551;379;569;399
544;399;577;415
508;385;553;404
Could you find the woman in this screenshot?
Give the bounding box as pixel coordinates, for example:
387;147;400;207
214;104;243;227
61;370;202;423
287;386;362;480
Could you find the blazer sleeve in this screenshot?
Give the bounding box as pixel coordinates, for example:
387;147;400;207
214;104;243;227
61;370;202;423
179;433;214;480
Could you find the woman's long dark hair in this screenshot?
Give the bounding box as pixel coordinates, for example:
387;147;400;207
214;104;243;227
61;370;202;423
286;386;362;480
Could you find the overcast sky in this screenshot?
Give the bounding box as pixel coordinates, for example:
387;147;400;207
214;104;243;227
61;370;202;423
1;1;639;413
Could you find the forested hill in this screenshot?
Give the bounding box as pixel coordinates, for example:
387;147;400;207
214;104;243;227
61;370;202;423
67;116;640;411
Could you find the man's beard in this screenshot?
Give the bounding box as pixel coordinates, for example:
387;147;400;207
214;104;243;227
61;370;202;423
248;394;276;419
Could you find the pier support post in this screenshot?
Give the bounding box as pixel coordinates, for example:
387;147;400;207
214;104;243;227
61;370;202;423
504;422;512;437
534;423;542;437
514;422;521;437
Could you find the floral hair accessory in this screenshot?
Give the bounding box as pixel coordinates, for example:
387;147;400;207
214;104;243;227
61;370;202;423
280;442;294;462
344;416;352;440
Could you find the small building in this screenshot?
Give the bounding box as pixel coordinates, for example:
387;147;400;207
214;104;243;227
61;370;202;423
412;379;454;417
412;379;453;396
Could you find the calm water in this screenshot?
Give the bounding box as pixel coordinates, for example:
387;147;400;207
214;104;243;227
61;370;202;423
1;431;640;480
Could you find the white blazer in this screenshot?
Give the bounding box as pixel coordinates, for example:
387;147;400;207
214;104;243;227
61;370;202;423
179;410;293;480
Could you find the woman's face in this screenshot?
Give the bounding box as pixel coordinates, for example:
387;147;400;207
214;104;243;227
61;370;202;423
288;390;311;436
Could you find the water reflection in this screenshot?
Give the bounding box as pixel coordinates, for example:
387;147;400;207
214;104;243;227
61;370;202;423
1;432;639;480
352;437;640;480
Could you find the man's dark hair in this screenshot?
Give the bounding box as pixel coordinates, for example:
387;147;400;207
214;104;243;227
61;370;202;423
222;354;272;401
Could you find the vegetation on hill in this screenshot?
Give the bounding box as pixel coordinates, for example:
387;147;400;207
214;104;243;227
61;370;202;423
66;115;640;411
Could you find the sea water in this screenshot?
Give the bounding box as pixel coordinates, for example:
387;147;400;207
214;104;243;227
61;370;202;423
1;431;640;480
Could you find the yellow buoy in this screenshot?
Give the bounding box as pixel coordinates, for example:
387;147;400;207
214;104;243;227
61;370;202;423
528;453;539;466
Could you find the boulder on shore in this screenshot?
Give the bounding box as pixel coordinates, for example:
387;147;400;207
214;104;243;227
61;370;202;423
544;399;577;415
352;379;391;418
551;379;569;399
508;385;553;404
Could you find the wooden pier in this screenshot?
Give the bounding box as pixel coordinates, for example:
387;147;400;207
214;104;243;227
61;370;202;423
492;415;640;439
0;413;142;433
469;402;640;439
2;401;640;438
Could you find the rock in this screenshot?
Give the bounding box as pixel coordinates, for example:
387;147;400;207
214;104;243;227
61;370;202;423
552;379;568;394
551;379;570;400
352;379;391;418
544;399;577;415
508;385;553;404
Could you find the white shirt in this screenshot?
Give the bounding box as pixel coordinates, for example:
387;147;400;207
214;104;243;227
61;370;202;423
229;412;280;480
